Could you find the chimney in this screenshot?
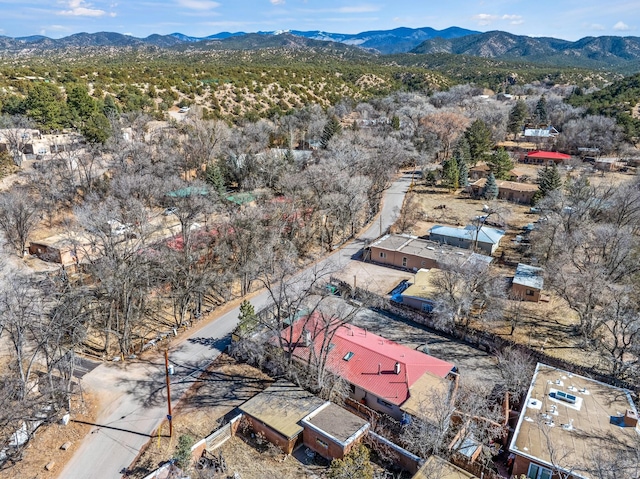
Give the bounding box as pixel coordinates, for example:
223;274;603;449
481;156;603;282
378;363;381;375
303;329;311;347
394;362;401;375
624;409;638;428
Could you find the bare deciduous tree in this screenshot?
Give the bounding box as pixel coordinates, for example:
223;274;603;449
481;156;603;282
0;187;42;255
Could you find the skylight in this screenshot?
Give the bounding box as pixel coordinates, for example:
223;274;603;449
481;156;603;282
343;352;354;361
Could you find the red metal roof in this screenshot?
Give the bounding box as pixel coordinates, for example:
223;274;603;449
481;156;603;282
279;313;454;406
526;150;571;160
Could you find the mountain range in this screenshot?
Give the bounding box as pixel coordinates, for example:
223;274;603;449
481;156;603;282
410;31;640;72
0;26;478;55
1;27;640;73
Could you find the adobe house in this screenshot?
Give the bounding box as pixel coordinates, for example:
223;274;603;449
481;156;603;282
467;178;539;205
510;363;640;479
28;232;94;266
511;263;544;302
367;234;492;271
238;381;369;460
300;402;369;460
429;225;505;255
469;164;530;182
238;381;325;454
278;314;456;421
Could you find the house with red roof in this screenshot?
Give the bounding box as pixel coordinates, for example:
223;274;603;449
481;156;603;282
278;313;457;421
522;150;571;165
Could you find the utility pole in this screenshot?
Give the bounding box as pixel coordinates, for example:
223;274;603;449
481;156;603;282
164;349;173;438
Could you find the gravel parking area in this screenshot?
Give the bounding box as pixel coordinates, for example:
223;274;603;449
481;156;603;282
349;307;503;386
334;261;413;296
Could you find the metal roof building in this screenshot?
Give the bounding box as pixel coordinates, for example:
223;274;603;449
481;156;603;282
429;225;505;255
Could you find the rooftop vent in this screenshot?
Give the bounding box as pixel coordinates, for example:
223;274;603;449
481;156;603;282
624;410;638;428
553;390;577;404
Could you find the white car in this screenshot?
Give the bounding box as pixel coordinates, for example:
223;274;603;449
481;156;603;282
178;106;190;113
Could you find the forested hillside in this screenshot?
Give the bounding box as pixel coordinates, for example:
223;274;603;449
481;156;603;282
0;41;621;132
567;73;640;139
411;31;640;73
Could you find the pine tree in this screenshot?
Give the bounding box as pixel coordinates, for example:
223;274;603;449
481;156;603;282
507;99;528;139
391;115;400;130
487;148;514;180
535;94;548;125
534;163;562;202
464;119;493;165
283;148;295;165
442;157;459;191
483;172;499;200
102;95;119;118
453;137;472;165
81;112;111;144
458;160;469;187
237;300;257;337
424;170;438;187
320;116;342;149
205;162;226;195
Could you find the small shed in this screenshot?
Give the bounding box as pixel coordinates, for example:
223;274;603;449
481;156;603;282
301;402;369;460
511;263;544;302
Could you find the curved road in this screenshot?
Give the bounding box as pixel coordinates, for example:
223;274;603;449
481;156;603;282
59;171;412;479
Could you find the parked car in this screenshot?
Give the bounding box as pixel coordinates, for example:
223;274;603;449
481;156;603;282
178;106;190;113
163;207;178;216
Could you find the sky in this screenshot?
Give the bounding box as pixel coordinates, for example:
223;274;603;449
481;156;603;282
0;0;638;41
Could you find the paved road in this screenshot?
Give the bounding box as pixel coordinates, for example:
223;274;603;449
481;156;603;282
58;171;412;479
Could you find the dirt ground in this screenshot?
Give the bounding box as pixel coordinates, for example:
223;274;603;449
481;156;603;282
213;436;326;479
334;261;413;296
128;354;274;478
0;392;99;479
409;184;532;237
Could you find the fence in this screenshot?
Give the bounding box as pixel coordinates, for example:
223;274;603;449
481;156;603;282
366;432;423;475
329;277;639;396
451;452;502;479
204;413;243;451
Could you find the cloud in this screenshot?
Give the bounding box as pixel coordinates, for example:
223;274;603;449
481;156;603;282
613;21;631;31
270;0;285;4
473;13;498;26
587;23;605;31
57;0;107;16
337;5;380;13
472;13;523;26
297;4;380;14
177;0;220;10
